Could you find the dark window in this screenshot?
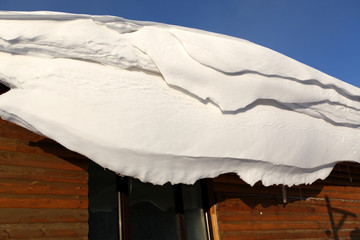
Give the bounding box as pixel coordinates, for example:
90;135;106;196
128;179;180;239
89;161;120;240
182;182;210;240
119;177;211;240
89;162;212;240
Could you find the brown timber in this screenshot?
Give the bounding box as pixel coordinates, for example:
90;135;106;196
0;86;89;240
212;163;360;240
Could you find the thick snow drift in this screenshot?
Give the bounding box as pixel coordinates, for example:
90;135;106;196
0;11;359;186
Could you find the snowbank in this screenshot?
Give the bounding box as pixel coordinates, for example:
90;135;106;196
0;11;359;186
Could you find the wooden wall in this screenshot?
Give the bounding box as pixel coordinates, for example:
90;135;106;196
0;85;89;240
212;163;360;240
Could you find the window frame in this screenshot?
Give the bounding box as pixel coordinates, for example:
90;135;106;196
116;176;214;240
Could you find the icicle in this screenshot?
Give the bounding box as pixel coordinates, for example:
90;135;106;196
299;186;303;201
282;185;287;204
347;164;353;183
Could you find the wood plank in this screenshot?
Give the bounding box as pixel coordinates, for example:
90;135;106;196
317;176;360;187
23;236;88;240
0;117;90;238
328;168;360;181
0;178;88;196
0;194;88;209
214;174;360;189
219;228;358;240
212;167;360;239
217;211;357;222
213;182;360;200
300;183;360;194
216;195;360;214
0;222;88;239
0;150;88;171
218;220;358;231
0;209;88;224
217;191;360;206
0;118;16;125
0;122;45;142
0;136;87;160
0;165;88;184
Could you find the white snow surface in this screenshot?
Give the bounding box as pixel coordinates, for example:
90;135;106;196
0;11;359;186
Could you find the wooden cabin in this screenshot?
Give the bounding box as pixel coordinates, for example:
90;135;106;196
1;83;360;240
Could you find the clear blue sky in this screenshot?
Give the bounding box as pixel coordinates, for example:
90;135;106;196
1;0;359;87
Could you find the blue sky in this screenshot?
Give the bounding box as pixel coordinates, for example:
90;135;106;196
1;0;359;87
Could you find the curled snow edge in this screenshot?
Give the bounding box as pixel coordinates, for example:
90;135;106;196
0;11;359;186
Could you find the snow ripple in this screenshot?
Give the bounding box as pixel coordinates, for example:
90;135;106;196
0;11;359;186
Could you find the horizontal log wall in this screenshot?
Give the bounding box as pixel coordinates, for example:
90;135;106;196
0;85;89;240
213;163;360;240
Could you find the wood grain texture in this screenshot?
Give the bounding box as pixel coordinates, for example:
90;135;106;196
213;162;360;240
0;115;89;239
214;182;360;201
0;209;88;224
0;178;88;196
216;195;360;215
217;211;354;222
0;150;88;171
0;223;88;239
0;193;88;209
219;229;360;240
10;238;88;240
0;165;88;184
0;121;45;142
0;136;86;159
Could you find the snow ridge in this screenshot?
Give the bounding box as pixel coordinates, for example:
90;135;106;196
0;11;359;186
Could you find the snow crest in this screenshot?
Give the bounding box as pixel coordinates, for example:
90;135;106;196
0;11;359;186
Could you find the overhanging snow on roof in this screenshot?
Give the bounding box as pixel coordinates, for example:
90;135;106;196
0;11;359;186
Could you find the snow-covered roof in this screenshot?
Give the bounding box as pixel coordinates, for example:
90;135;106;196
0;11;359;186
